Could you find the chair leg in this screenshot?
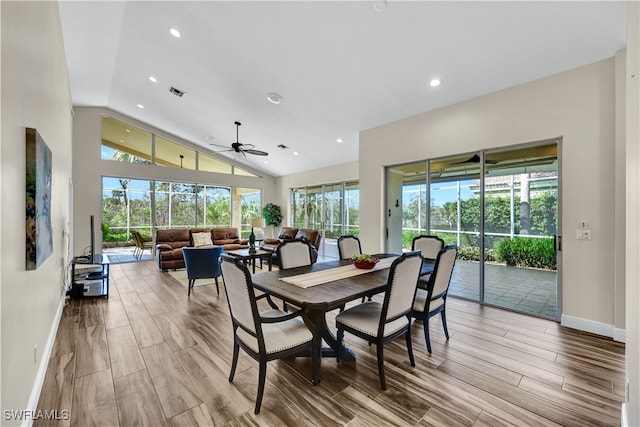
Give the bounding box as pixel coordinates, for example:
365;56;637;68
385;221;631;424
188;279;195;296
336;329;344;363
405;329;416;367
255;360;267;414
229;341;239;382
441;309;449;340
214;277;220;295
424;317;432;354
377;343;387;390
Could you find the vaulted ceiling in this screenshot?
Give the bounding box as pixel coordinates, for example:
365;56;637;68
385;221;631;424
59;1;626;177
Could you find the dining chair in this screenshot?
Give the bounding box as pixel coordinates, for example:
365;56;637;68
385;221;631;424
411;246;457;354
182;246;223;296
220;254;318;414
276;239;314;270
411;235;445;285
337;235;362;260
337;234;370;304
335;251;423;390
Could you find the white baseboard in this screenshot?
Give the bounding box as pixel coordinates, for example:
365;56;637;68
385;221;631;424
23;294;66;427
560;314;626;343
614;327;626;343
621;402;628;427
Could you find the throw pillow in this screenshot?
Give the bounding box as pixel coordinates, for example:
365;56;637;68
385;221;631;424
192;232;213;247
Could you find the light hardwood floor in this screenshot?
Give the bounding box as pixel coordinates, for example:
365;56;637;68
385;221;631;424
35;260;625;426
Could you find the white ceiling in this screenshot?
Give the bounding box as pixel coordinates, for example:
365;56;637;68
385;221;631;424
59;1;626;177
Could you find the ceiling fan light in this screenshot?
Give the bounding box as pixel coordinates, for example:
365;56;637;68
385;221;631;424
430;78;441;87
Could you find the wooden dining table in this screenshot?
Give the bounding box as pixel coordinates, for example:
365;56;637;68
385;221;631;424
251;254;434;383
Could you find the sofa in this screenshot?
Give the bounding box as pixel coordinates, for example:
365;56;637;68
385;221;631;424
260;227;321;263
155;227;248;271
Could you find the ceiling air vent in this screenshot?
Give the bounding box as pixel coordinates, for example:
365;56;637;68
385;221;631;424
169;86;185;97
277;144;289;149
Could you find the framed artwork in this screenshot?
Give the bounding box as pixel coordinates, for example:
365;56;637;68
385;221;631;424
26;127;53;270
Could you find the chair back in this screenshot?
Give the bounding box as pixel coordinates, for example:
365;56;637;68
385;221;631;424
276;239;313;269
337;235;362;260
382;252;423;323
412;235;445;260
220;254;260;336
428;246;457;299
182;246;223;280
131;230;143;248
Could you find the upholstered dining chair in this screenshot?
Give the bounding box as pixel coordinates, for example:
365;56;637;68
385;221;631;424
412;235;445;285
335;251;423;390
182;246;223;296
411;246;457;354
337;235;362;260
276;239;314;270
337;234;370;304
220;254;318;414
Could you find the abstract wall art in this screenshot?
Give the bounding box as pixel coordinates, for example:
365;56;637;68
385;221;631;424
26;127;53;270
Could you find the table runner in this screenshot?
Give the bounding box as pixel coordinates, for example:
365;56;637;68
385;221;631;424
279;256;397;288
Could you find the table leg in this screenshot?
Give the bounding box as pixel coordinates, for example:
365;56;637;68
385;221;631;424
306;307;356;363
267;255;272;271
252;258;256;274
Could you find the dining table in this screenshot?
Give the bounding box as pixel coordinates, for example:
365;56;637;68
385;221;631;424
250;253;434;383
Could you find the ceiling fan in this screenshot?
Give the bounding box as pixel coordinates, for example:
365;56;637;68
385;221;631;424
210;121;268;158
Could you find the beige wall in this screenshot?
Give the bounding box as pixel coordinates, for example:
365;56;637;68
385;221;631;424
72;107;277;253
1;1;73;421
625;1;640;425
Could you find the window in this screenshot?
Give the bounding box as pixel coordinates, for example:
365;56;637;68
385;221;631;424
155;136;196;170
199;153;232;174
101;116;152;163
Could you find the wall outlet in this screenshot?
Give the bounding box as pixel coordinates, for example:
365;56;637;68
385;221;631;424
583;229;592;240
580;220;587;230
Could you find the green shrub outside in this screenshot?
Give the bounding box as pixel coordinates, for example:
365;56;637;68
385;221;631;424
494;237;556;270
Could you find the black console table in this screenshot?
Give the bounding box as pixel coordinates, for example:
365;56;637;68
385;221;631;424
68;254;110;298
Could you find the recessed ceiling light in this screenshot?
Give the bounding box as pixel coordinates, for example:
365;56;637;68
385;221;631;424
125;129;130;133
169;27;181;38
137;104;145;109
430;78;441;87
336;138;343;143
293;151;299;156
266;92;283;104
119;139;124;143
148;76;158;83
373;0;388;12
263;160;269;164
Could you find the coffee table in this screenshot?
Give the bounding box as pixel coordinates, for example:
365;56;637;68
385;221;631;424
225;248;273;274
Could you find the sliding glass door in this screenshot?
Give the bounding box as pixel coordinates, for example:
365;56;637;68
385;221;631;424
291;181;359;259
386;140;561;320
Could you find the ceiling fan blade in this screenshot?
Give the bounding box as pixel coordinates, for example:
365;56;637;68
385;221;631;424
209;143;232;149
451;154;499;165
244;149;269;156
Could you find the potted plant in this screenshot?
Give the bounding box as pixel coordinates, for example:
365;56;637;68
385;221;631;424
262;203;282;238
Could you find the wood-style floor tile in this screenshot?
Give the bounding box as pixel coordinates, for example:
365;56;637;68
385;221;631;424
35;260;625;427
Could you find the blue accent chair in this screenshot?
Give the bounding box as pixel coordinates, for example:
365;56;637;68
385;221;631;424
182;246;223;296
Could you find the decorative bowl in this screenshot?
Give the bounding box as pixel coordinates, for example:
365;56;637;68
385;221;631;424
351;258;379;269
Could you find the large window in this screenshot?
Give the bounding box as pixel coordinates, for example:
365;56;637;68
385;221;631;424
100;116;255;176
102;177;256;246
290;181;359;258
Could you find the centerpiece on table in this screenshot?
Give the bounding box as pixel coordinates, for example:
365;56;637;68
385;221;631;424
351;254;380;269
